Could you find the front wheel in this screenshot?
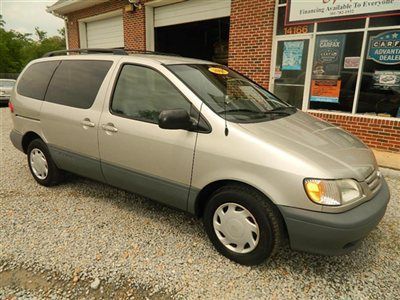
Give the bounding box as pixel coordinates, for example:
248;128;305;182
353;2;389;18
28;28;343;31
27;139;63;186
203;184;284;265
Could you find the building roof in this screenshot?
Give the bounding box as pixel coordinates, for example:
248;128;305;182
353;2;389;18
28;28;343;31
47;0;107;15
47;0;185;15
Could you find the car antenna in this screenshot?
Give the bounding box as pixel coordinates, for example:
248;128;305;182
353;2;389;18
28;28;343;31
224;95;229;136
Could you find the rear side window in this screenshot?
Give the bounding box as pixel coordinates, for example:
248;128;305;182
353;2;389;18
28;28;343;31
45;60;112;109
17;61;59;100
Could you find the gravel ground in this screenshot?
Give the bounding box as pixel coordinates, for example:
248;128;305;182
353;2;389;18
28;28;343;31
1;107;400;299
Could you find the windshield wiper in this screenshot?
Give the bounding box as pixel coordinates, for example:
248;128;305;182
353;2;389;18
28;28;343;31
269;106;297;113
218;108;294;116
218;108;265;115
262;110;291;116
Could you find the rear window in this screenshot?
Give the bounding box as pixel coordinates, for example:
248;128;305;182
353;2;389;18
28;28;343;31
45;60;112;109
17;61;60;100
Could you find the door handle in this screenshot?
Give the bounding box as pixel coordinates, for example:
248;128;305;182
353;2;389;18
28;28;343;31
81;118;95;128
102;123;118;133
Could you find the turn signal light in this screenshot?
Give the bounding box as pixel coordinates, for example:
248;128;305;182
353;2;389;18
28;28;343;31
304;179;341;206
304;181;322;203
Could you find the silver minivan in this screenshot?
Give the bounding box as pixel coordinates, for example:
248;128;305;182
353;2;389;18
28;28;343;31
9;49;390;265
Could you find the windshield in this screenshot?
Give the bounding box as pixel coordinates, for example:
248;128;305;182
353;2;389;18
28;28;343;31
167;64;296;122
0;80;15;88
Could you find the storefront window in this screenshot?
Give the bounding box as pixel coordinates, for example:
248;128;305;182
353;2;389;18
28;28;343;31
273;1;400;119
369;16;400;28
317;19;366;32
309;32;363;112
356;30;400;118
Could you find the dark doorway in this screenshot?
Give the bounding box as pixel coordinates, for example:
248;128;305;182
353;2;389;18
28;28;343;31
155;17;230;64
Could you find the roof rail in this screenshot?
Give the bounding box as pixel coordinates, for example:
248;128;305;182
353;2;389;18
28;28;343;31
42;48;181;58
42;48;128;57
124;49;181;57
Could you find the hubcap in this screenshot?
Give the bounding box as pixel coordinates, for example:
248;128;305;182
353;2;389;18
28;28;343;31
213;203;260;254
30;148;48;180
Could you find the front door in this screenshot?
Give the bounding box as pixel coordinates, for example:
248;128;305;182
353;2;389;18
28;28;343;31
271;36;313;109
98;63;197;211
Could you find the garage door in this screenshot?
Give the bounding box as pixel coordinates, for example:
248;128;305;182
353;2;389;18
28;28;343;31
154;0;231;28
86;15;124;48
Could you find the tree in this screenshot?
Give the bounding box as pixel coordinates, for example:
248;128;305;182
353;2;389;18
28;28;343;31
35;26;47;42
0;25;65;74
0;15;5;28
58;27;65;40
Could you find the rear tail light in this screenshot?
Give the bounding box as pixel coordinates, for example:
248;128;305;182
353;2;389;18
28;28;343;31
8;101;14;113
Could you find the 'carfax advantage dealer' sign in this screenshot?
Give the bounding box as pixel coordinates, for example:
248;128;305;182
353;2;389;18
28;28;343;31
286;0;400;25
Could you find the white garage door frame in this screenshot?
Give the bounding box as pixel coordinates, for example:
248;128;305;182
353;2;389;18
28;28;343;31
145;0;231;51
78;10;124;49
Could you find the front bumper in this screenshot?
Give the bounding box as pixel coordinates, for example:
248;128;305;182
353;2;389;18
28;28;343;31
279;179;390;255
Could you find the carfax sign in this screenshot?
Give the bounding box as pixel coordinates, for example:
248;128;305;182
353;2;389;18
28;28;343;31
286;0;400;25
313;34;346;76
367;31;400;65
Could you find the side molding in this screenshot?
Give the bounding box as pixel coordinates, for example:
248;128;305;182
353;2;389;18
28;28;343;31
101;161;200;212
48;145;105;183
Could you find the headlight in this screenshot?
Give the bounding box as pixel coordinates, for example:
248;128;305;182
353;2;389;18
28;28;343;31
304;179;363;206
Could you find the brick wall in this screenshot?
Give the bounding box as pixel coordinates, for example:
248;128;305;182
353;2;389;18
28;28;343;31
310;112;400;153
228;0;275;89
65;0;145;50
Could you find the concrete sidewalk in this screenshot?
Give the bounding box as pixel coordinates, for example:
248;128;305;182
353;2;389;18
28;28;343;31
373;149;400;171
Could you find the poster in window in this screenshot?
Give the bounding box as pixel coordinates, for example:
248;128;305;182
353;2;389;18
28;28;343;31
367;31;400;65
373;71;400;89
313;34;346;77
344;57;360;69
274;66;282;79
310;79;341;103
282;41;304;71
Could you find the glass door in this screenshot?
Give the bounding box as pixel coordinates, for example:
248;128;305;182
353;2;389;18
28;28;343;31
271;36;312;109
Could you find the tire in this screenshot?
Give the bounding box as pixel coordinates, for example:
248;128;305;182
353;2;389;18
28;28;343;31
27;139;63;186
203;184;284;265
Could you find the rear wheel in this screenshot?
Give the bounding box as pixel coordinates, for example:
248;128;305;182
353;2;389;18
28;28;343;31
27;139;63;186
203;184;284;265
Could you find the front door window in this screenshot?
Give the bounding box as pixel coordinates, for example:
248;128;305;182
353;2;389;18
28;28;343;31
111;64;192;122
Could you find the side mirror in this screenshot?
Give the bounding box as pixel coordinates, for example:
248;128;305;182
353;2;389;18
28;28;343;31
158;109;194;130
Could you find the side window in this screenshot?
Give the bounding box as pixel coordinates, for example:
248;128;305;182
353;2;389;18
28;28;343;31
111;65;191;123
45;60;112;109
17;61;60;100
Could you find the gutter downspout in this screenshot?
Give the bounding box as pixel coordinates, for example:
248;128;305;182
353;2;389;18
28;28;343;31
64;18;70;50
47;5;69;50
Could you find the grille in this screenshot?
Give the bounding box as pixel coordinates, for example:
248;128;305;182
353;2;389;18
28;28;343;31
365;169;381;194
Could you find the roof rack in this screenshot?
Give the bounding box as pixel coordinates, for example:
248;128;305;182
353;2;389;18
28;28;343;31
43;48;180;58
124;49;181;57
43;48;128;57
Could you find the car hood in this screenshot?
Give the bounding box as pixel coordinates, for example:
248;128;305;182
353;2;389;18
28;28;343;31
238;110;377;181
